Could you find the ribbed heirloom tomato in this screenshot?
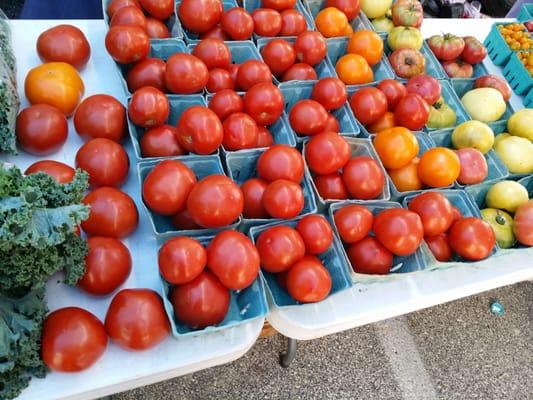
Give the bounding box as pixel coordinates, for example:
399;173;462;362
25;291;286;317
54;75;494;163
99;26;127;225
178;0;223;33
105;25;150;64
252;9;282;37
262;179;304;219
126;58;167;92
209;89;244;121
158;237;206;285
74;94;126;142
287;256;332;303
349;87;387;125
373;208;424;256
256;225;306;273
192;39;231;70
408;191;454;236
373;127;419;169
347;236;393;275
261;39;296;76
37;24;91;69
140;125;186;158
176;106;223;154
418;147;460;187
243;83;284;126
334;204;373;243
296;215;333;255
257;144;304;183
241;178;269;218
311;77;347;111
165;53;209;94
25;160;75;184
347;30;383;65
279;9;307;36
128;87;169;128
305;132;350;175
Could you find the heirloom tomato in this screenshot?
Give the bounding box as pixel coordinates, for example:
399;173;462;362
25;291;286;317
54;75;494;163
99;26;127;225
418;147;460;187
394;93;430;131
427;34;465;61
336;54;373;85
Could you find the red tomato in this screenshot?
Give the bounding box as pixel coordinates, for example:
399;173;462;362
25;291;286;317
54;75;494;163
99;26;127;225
257;126;275;147
105;25;150;64
165;53;209;94
42;307;107;372
326;0;360;20
37;24;91;70
75;138;129;188
394;93;430;131
128;87;169;128
192;39;231;70
333;204;373;243
262;179;304;219
187;174;243;228
146;17;170;39
262;0;296;10
408;191;454;237
367;111;395;134
107;0;141;18
279;9;307;36
139;0;173;20
158;237;206;284
126;58;167;93
296;214;333;254
294;31;327;66
405;75;441;106
105;289;170;350
142;160;197;216
313;172;349;200
236;60;272;91
311;77;348;111
377;79;408;111
449;217;495;261
514;201;533;246
243;82;284;126
222;112;259;150
171;271;230;328
110;6;147;28
252;8;282;37
176;106;223;154
347;236;393;275
349;87;388;125
322;113;340;133
82;187;138;238
172;209;201;230
209;89;244;121
257;144;304;183
221;7;254;40
286;256;331;303
16;104;67;155
140;125;187;158
207;230;260;290
25;160;75;184
456;148;488;185
74;94;126;142
206;68;235;92
451;206;462;223
228;63;240;82
200;25;229;41
241;178;269;218
178;0;223;34
281;63;318;81
305;132;350;175
261;39;296;77
289;99;328;136
342;156;385;200
425;233;452;262
256;225;305;272
78;237;132;296
373;208;424;256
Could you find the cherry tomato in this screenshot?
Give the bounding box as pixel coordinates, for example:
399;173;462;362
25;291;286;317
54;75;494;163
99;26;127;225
408;191;454;237
172;209;201;230
107;0;141;18
42;307;107;372
311;77;348;111
257;144;304;183
192;39;231;70
105;25;150;64
25;160;75;184
367;111;395;134
243;82;284;126
207;230;260;290
222;112;259;150
74;94;126;142
373;208;424;256
334;204;373;243
305;132;350;175
178;0;223;34
262;0;296;10
326;0;360;20
128;87;169;128
221;7;254;40
336;54;374;85
425;233;452;262
315;7;349;38
176;106;223;154
78;237;132;296
75;138;129;188
281;63;318;81
279;9;307;36
262;179;304;219
165;53;209;94
200;25;229;41
322;113;340;133
241;178;269;219
448;217;495;261
110;6;147;28
171;271;230;328
252;8;282;37
146;17;170;39
187;174;243;228
236;60;272;91
347;30;383;65
206;68;235;92
158;237;206;284
141;125;186;158
257;126;275;147
342;156;385;200
126;58;167;93
313;172;349;200
142;160;197;216
349;87;388;125
418;147;460;188
377;79;408;111
294;31;327;66
373;127;419;169
296;214;333;254
388;157;423;192
209;89;244;121
289;99;328;136
16;104;68;155
256;225;305;273
139;0;173;20
261;39;296;77
394;93;430;131
347;236;393;275
37;24;91;69
287;256;331;303
105;289;170;350
82;187;139;238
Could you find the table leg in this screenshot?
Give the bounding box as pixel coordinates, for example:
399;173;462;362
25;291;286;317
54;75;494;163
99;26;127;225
279;337;297;368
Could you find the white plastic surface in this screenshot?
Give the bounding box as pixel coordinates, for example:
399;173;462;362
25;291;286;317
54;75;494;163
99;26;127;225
4;20;264;400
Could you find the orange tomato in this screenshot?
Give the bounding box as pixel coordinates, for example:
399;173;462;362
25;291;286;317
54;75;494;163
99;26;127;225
335;54;373;85
373;127;419;169
341;23;354;36
315;7;349;38
388;157;423;192
25;62;84;116
418;147;460;188
367;111;395;133
347;30;384;65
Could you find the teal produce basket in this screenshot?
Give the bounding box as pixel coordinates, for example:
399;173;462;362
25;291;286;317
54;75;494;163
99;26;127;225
502;51;533;96
518;3;533;22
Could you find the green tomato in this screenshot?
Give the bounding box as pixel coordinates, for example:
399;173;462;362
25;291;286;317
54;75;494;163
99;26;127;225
387;26;423;51
427;97;457;129
372;17;394;33
507;109;533;141
486;180;529;213
451;120;494;154
481;208;516;249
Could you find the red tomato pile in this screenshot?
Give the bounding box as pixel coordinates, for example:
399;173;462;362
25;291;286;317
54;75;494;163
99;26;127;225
256;215;334;303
